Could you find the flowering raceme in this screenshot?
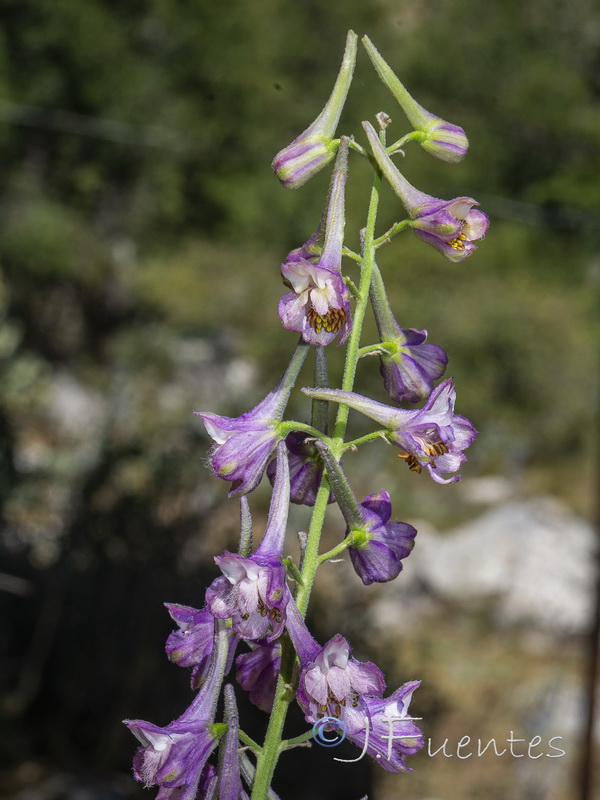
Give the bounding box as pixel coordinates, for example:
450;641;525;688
126;30;490;799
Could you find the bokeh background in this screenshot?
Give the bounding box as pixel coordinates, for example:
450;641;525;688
0;1;599;799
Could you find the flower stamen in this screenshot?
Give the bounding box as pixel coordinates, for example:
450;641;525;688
397;452;422;473
448;221;468;251
306;306;347;334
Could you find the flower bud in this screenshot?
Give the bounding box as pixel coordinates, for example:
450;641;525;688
272;30;357;188
362;35;469;163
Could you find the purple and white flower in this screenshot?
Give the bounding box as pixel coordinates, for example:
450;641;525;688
164;604;237;689
363;122;489;262
347;681;424;772
303;379;477;484
279;261;351;345
165;604;215;688
378;326;448;404
236;642;281;713
279;138;352;345
362;36;468;163
272;31;357;188
266;431;334;507
369;264;447;403
286;601;385;735
195;343;308;495
124;620;229;800
349;491;417;585
205;443;291;641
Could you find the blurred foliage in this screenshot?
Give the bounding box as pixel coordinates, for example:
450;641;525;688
0;0;598;798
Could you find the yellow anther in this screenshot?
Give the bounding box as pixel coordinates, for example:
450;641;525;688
307;306;346;334
398;452;423;473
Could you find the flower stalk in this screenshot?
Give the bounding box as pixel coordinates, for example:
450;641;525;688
126;30;489;800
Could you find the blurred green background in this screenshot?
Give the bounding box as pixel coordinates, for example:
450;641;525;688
0;1;598;799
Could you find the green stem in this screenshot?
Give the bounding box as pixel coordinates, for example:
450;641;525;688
250;163;383;800
276;421;329;441
273;338;310;417
317;534;353;564
239;729;263;754
332;170;382;450
373;218;410;248
386;130;422;153
280;731;314;749
311;347;330;433
343;429;388;450
369;260;398;337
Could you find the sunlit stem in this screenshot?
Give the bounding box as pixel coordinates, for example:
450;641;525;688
343;429;389;450
311;347;329;434
317;534;354;564
386;130;422;153
373;218;411;248
250;148;383;800
238;729;263;754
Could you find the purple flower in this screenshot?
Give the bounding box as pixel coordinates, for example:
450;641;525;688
362;36;468;163
124;621;229;800
279;138;352;346
266;432;334;507
164;604;238;689
286;601;385;735
363;122;489;262
279;262;351;345
303;379;477;484
378;327;448;404
236;642;281;713
205;443;291;641
347;681;424;772
349;491;417;585
272;31;357;188
370;264;447;403
195;342;308;495
165;604;215;688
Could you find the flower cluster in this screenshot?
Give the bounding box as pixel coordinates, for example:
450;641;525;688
125;30;487;800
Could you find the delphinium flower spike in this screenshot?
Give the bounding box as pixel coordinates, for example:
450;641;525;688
362;35;469;163
278;137;352;345
363;121;489;261
272;30;357;188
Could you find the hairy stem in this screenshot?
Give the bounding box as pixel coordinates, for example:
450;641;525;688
250;165;382;800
